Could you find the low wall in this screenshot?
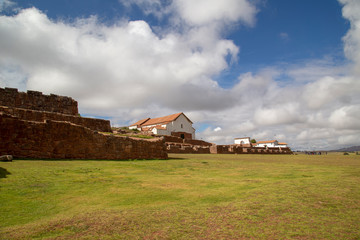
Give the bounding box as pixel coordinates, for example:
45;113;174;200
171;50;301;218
0;106;111;132
210;144;292;155
163;135;212;147
0;87;78;115
0;113;167;160
166;143;211;154
171;131;192;140
184;139;212;147
163;135;184;143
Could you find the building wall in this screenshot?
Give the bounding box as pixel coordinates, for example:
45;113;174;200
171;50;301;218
0;113;168;160
167;114;195;139
234;137;251;145
0;87;78;115
257;141;278;148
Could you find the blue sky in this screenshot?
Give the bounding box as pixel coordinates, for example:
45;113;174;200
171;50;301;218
1;0;359;150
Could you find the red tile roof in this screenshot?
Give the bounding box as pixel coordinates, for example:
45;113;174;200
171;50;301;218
130;112;193;127
142;125;167;131
256;140;277;144
130;118;150;127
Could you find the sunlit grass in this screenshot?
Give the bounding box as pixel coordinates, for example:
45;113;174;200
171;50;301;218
1;154;359;239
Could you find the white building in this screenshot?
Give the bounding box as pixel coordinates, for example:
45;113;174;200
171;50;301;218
254;140;288;148
129;112;195;139
234;137;251;145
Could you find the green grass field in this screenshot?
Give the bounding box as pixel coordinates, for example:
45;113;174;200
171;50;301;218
1;154;359;239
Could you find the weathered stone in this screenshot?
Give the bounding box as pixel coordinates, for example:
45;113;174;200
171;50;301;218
0;155;13;162
0;114;168;160
0;87;78;115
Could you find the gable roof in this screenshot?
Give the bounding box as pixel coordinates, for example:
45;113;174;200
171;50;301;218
130;112;193;127
256;140;278;144
130;118;150;127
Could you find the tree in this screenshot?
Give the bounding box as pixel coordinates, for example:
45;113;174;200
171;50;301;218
250;139;256;143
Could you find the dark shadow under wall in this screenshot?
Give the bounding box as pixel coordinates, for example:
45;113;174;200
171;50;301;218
0;167;11;178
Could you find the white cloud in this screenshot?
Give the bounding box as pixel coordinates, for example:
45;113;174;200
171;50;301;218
174;0;256;26
0;7;239;114
0;0;15;12
254;103;304;126
1;1;360;150
214;127;222;132
119;0;257;27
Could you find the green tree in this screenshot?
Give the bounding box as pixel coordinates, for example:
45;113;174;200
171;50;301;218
250;139;256;143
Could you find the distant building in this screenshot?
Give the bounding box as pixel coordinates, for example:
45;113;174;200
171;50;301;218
234;137;251;145
253;140;288;148
129;112;195;139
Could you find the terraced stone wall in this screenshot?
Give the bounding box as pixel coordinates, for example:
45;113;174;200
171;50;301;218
0;113;167;160
0;87;78;115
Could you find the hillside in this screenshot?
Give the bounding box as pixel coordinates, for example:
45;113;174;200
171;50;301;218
332;146;360;152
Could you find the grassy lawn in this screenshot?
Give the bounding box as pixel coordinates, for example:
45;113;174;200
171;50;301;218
1;154;359;239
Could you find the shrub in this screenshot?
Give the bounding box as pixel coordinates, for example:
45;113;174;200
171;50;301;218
344;152;349;155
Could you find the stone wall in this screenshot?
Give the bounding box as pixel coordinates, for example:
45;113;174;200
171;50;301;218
164;135;213;154
163;135;213;147
166;143;211;154
0;113;167;160
0;87;78;115
209;144;293;155
0;106;111;132
171;131;193;140
184;139;212;147
163;135;184;143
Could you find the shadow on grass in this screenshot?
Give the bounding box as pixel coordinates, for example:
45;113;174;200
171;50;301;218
0;167;11;178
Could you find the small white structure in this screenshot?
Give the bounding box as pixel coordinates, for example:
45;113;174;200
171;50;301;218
254;140;288;148
129;112;195;139
234;137;251;145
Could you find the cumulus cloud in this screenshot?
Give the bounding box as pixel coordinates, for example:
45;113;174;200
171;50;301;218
1;0;360;150
0;0;15;12
0;7;240;114
173;0;256;26
119;0;256;27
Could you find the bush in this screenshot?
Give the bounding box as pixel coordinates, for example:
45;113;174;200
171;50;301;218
344;152;349;155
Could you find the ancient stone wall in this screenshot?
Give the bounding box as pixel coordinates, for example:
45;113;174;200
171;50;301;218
0;106;111;132
0;87;78;115
163;135;184;143
209;144;292;155
171;131;192;140
166;143;211;154
0;113;167;160
184;139;212;147
163;135;213;147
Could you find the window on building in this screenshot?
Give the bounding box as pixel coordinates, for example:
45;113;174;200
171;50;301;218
181;124;183;128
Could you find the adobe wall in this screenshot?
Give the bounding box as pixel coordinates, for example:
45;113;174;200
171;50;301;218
0;106;111;132
0;113;167;160
0;87;78;115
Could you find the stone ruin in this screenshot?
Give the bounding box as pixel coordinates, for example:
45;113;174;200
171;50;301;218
0;87;292;159
163;135;293;155
0;87;167;160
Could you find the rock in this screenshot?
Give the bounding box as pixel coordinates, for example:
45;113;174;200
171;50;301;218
0;155;13;162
